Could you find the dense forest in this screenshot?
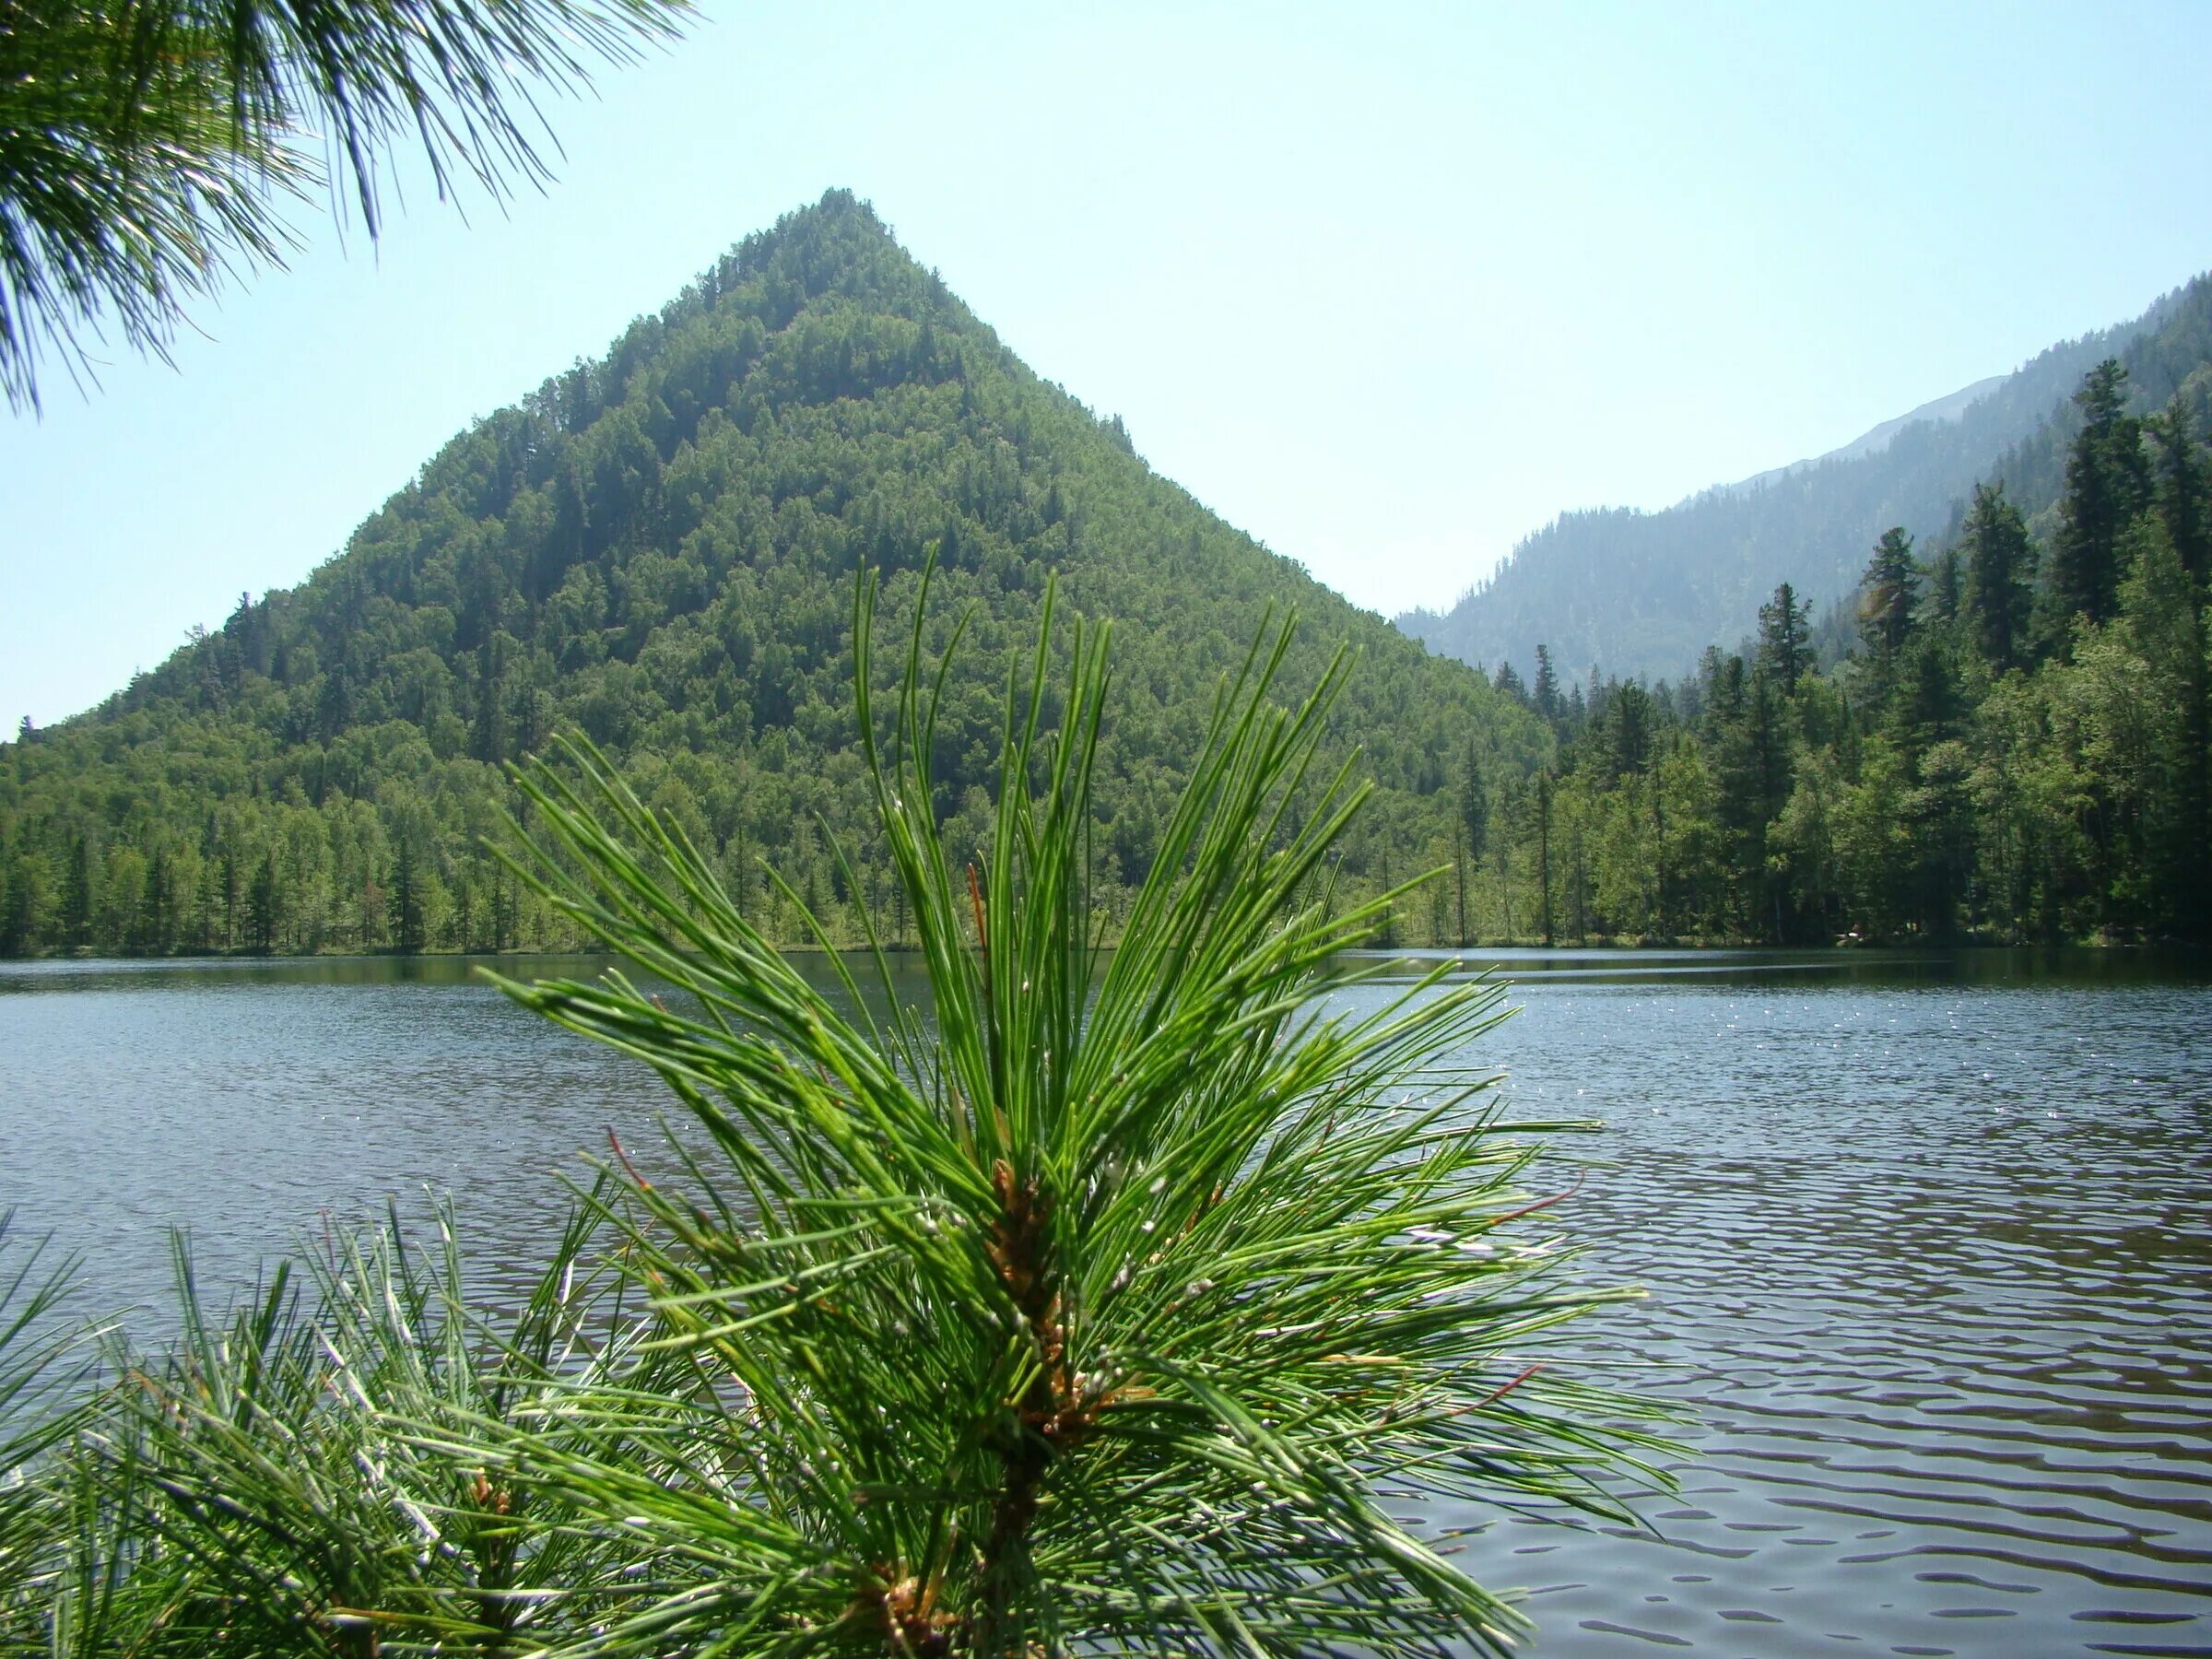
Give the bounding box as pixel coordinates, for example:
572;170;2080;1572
1452;358;2212;946
1401;274;2212;687
0;192;1551;959
6;196;2203;958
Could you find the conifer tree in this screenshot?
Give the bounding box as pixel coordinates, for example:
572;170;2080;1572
1535;768;1556;945
2114;517;2210;938
56;836;93;950
1456;743;1488;944
1608;682;1653;779
1927;546;1962;627
1856;528;1920;690
1459;742;1489;872
247;849;282;951
1959;481;2036;674
2046;359;2150;640
1532;644;1561;723
1756;582;1814;698
389;837;426;953
0;0;689;408
2149;395;2212;589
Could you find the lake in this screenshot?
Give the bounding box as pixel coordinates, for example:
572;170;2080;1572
2;947;2207;1656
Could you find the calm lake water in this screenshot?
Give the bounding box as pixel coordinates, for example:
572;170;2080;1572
2;947;2208;1657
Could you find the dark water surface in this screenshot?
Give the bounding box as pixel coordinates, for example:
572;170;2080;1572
3;947;2208;1656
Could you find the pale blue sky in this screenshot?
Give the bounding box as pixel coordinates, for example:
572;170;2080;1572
5;1;2209;725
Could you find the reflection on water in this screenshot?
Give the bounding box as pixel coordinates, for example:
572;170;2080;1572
3;948;2208;1656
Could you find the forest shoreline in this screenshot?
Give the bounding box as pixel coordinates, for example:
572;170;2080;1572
9;933;2206;964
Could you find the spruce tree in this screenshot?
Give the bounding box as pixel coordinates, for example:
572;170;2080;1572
247;849;282;952
59;834;94;951
1927;546;1962;627
2115;518;2211;939
2046;359;2150;640
1458;748;1488;860
1532;644;1561;723
2150;395;2212;589
1534;769;1555;945
1756;582;1814;698
1856;527;1920;690
1959;481;2036;674
1608;682;1653;778
389;838;426;953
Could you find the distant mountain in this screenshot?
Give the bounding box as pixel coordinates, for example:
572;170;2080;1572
1727;373;2007;496
0;192;1542;958
1399;278;2210;685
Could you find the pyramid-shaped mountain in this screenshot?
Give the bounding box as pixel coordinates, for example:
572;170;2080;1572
0;192;1537;956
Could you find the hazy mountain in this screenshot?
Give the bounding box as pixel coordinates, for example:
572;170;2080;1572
1727;374;2007;495
1398;279;2206;685
0;192;1542;957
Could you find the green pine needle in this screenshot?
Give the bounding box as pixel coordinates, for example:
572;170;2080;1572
480;560;1671;1657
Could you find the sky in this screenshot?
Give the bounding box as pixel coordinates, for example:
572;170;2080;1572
5;1;2210;727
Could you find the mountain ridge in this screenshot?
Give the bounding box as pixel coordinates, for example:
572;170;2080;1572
1727;371;2008;496
1398;276;2206;684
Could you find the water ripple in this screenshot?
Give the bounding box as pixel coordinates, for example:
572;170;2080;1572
3;949;2209;1656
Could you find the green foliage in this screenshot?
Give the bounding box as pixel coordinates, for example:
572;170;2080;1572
0;194;1544;961
2044;359;2152;641
1450;358;2212;944
1856;528;1920;677
1755;582;1813;699
0;0;689;408
0;585;1657;1656
1406;272;2212;687
1960;482;2036;674
0;1201;665;1659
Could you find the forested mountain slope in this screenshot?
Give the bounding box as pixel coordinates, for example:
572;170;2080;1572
1448;344;2212;948
0;192;1544;957
1400;276;2210;685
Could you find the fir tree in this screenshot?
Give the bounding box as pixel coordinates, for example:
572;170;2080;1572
2046;359;2150;639
1532;644;1561;723
1534;768;1555;946
1756;582;1814;698
1457;744;1488;944
1926;546;1962;627
247;850;282;952
60;833;94;951
2149;395;2212;588
1608;682;1653;779
1959;481;2036;674
388;837;427;954
1856;528;1920;688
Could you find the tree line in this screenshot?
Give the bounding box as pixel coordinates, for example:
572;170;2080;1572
1402;276;2212;688
4;195;2200;956
0;194;1545;959
1442;359;2209;946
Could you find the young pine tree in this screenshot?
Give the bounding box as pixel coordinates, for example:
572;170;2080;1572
486;571;1664;1656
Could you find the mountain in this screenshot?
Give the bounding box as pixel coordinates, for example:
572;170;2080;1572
1726;373;2006;495
1399;277;2210;686
0;192;1540;958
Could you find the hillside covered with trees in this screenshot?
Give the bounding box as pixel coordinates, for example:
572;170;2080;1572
1447;358;2211;946
0;193;1549;958
1401;275;2212;687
